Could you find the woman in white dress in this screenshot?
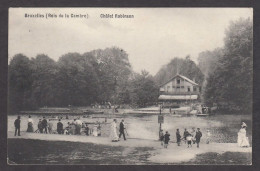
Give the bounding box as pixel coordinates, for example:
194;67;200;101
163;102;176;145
110;119;119;142
27;115;34;132
92;123;98;137
237;122;250;147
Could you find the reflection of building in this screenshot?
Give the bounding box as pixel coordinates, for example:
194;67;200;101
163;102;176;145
158;74;201;105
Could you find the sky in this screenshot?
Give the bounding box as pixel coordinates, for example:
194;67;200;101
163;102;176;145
9;8;252;75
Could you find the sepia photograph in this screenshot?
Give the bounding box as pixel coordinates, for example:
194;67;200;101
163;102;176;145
7;8;253;165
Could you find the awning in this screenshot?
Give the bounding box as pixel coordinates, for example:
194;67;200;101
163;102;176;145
158;95;198;100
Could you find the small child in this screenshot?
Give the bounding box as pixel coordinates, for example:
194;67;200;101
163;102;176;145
186;133;193;148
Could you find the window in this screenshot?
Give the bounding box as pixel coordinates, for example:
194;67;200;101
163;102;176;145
177;79;180;84
193;87;197;92
177;86;180;88
172;86;175;88
181;86;184;88
188;86;190;92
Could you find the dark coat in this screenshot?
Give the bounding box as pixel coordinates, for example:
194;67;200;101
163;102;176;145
119;122;125;132
164;133;170;143
176;132;181;142
14;119;20;128
195;131;202;142
42;119;47;127
57;122;63;131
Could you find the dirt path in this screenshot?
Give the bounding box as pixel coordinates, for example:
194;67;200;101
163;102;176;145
8;132;252;164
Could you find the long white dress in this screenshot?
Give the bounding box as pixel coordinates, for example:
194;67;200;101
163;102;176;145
93;124;98;137
237;128;250;147
110;122;119;141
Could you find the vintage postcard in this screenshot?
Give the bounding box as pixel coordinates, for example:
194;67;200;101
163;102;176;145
7;8;253;165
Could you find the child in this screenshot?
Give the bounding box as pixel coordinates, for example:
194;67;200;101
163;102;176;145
164;131;170;148
186;133;193;148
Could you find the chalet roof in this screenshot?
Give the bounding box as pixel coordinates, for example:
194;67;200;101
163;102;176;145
160;74;199;87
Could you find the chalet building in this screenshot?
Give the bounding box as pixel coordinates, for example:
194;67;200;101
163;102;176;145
158;74;201;105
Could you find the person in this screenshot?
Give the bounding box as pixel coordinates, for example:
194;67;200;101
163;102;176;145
14;116;21;136
237;122;250;147
27;115;34;132
119;119;126;140
75;117;82;135
85;123;89;136
47;119;53;134
186;133;193;148
70;119;76;135
41;117;48;134
110;119;119;142
176;129;181;146
190;127;196;144
93;122;98;137
183;128;189;144
38;119;43;133
159;129;164;146
206;130;211;144
57;119;63;134
195;128;202;148
164;131;170;148
97;123;101;136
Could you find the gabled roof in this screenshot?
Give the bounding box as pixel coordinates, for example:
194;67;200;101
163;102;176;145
160;74;199;87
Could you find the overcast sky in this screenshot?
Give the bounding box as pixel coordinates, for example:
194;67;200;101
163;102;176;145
9;8;252;75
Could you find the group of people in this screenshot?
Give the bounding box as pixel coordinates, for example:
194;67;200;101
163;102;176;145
110;119;127;142
160;128;203;148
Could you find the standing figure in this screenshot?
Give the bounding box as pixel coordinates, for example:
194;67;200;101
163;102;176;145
75;117;82;135
97;124;101;136
14;116;21;136
190;127;196;144
195;128;202;148
206;130;211;144
93;122;98;137
159;129;164;146
38;119;43;133
237;122;250;147
183;128;189;144
42;117;48;134
47;119;53;134
27;115;34;132
119;119;126;140
164;131;170;148
186;133;193;148
110;119;119;142
176;129;181;146
57;119;63;134
85;124;89;136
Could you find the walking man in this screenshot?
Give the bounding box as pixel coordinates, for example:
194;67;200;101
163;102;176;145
42;117;48;134
119;119;126;140
14;116;21;136
195;128;202;148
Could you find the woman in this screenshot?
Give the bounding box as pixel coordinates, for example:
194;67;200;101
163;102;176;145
93;122;98;137
110;119;119;142
237;122;250;147
27;115;34;132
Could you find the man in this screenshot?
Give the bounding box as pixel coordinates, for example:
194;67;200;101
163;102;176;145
195;128;202;148
85;123;89;136
57;119;63;134
119;119;126;140
183;128;189;144
38;119;43;133
14;116;21;136
164;131;170;148
42;117;48;134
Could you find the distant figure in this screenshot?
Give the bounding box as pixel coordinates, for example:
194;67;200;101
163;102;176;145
93;122;98;137
42;117;48;134
159;129;164;146
195;128;202;148
97;124;101;136
190;128;196;144
110;119;119;142
57;119;63;134
237;122;250;147
206;130;211;144
183;128;189;144
164;131;170;148
85;124;89;136
66;115;69;119
119;119;126;140
186;134;193;148
38;119;43;133
47;119;53;134
75;118;82;135
14;116;21;136
176;129;181;146
27;115;34;132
